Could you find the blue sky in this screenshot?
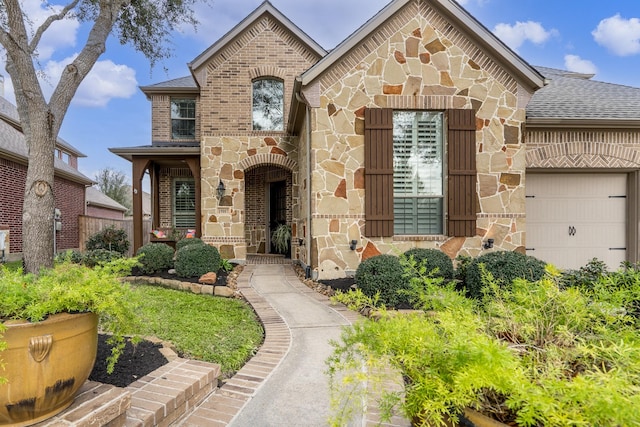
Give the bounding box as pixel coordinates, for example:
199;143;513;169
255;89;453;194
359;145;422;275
3;0;640;183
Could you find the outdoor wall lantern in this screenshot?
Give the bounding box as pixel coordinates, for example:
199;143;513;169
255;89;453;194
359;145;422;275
217;180;226;199
298;238;305;247
483;238;494;250
350;239;358;251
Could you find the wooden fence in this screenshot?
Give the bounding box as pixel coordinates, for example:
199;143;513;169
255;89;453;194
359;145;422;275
78;216;151;256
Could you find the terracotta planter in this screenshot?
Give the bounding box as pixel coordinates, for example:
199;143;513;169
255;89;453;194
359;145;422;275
0;312;98;426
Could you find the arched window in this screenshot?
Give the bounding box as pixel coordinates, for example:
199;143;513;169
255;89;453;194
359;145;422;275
252;78;284;131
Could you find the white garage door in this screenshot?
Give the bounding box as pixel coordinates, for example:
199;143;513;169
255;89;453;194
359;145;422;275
526;173;627;270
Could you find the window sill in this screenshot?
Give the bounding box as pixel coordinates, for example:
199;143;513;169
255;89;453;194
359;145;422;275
392;235;447;241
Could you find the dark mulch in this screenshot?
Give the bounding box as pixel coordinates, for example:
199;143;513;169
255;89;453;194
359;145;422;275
89;334;169;388
319;277;355;292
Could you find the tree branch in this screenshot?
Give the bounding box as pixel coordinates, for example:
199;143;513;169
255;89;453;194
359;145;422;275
29;0;81;55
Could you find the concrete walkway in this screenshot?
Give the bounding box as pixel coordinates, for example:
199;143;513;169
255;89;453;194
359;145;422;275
177;264;410;427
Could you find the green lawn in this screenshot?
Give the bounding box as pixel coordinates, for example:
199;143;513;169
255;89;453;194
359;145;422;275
127;283;264;376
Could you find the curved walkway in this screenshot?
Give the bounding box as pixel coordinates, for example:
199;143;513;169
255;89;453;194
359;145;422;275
177;264;410;427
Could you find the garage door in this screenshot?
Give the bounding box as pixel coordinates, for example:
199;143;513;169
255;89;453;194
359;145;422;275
526;173;626;270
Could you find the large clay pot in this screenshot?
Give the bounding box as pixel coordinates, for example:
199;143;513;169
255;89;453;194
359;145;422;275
0;312;98;426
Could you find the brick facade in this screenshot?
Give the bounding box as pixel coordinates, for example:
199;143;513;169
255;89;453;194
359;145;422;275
85;205;124;220
0;157;85;253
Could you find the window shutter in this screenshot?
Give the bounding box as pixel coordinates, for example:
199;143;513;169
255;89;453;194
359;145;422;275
447;109;477;237
365;108;394;237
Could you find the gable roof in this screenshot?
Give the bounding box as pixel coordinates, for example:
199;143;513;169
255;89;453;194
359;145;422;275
298;0;545;90
139;76;199;97
527;66;640;128
0;97;93;185
189;1;327;74
86;186;128;212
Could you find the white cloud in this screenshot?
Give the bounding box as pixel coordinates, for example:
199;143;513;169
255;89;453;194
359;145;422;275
592;14;640;56
40;56;138;107
21;0;79;61
564;55;598;75
493;21;557;51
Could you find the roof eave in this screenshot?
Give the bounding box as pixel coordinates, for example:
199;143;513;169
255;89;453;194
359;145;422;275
139;86;200;99
109;146;201;162
189;1;327;72
526;118;640;129
300;0;545;91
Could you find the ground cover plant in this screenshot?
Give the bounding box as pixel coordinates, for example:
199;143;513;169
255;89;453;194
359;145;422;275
328;253;640;427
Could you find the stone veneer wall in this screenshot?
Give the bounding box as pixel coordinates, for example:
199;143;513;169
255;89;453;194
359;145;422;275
306;1;534;279
200;135;299;261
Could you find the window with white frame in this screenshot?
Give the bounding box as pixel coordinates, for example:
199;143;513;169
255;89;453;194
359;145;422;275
252;78;284;131
171;98;196;139
173;179;196;228
393;111;444;235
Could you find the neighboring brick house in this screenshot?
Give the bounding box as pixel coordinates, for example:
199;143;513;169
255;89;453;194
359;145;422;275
0;96;93;258
112;0;640;278
85;186;128;220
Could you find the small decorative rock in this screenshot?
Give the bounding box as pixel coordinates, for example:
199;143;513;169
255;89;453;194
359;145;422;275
199;272;217;284
168;269;177;275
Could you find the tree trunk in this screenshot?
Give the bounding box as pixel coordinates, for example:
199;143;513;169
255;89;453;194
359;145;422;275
22;110;56;273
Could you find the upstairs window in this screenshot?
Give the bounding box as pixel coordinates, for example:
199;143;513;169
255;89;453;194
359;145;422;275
393;111;444;235
252;78;284;131
171;98;196;139
173;178;196;228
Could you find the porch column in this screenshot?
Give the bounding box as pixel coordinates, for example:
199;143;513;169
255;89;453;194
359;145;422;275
132;157;151;253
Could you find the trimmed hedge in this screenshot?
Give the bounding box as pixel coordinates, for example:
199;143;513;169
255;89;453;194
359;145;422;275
175;243;221;278
83;249;123;267
355;255;410;308
176;237;205;251
136;243;174;274
465;250;547;299
403;248;454;280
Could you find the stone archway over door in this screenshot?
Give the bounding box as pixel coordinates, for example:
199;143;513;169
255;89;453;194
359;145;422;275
244;165;292;254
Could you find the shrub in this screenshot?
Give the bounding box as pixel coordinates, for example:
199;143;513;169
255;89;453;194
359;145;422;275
55;249;85;265
136;243;174;274
85;226;130;255
175;243;221;278
355;255;409;308
560;258;608;290
176;237;204;251
465;251;546;299
402;248;454;280
83;249;123;267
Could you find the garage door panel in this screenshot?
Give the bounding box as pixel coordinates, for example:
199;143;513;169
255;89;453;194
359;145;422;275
526;173;626;270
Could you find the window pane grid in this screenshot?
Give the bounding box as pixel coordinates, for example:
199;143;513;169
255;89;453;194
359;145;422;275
171;98;196;139
173;179;196;228
393;111;444;235
252;79;284;131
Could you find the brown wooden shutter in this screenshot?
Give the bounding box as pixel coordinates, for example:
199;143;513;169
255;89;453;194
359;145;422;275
447;109;477;237
364;108;394;237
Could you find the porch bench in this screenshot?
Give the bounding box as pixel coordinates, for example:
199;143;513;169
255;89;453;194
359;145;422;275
149;228;178;249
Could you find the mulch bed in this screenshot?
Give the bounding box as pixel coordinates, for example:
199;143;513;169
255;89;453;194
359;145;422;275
89;334;169;388
318;277;355;292
129;266;229;286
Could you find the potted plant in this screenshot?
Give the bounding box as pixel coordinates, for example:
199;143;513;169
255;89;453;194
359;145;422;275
0;257;140;426
271;223;291;256
327;262;640;426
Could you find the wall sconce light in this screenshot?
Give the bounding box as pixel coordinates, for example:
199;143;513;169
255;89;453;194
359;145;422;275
483;238;494;250
217;180;225;199
349;239;358;251
298;238;305;247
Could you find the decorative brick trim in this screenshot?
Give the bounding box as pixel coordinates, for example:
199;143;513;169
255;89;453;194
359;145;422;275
249;66;288;80
477;213;526;218
239;153;297;172
203;236;246;243
526;141;640;168
312;214;365;219
393;235;448;242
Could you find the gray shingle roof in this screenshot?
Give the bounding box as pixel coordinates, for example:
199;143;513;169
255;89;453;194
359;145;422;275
86;186;128;212
140;76;197;91
528;66;640;120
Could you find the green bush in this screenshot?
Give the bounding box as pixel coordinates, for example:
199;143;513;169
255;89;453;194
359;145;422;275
402;248;454;280
81;249;123;267
55;249;85;265
176;237;204;251
560;258;608;290
175;243;221;278
465;251;546;299
355;255;409;308
85;226;130;255
136;243;174;274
